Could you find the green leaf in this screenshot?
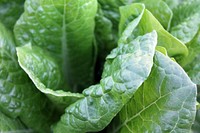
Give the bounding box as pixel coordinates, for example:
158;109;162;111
179;30;200;66
137;0;173;30
110;52;196;133
0;0;24;30
98;0;123;25
170;0;200;43
184;55;200;85
17;44;62;91
0;111;26;132
95;4;118;54
156;46;168;56
16;44;83;110
179;30;200;85
94;5;117;80
14;0;98;91
0;23;54;132
194;87;200;133
95;0;172;73
119;3;188;57
162;0;183;9
192;109;200;133
53;31;157;133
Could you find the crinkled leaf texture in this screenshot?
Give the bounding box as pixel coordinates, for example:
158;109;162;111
0;23;54;132
95;0;172;61
192;109;200;133
53;30;157;132
0;111;26;132
14;0;97;91
179;30;200;86
16;44;83;110
170;0;200;44
0;0;24;30
110;52;197;133
118;3;188;57
94;0;174;79
162;0;183;10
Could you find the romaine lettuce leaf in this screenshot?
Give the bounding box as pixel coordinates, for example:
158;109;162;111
162;0;183;9
192;109;200;133
0;22;54;132
53;30;157;133
0;111;26;132
123;0;173;30
0;0;24;30
119;3;188;57
16;44;83;110
110;52;196;133
170;0;200;44
94;5;117;80
179;30;200;85
14;0;98;91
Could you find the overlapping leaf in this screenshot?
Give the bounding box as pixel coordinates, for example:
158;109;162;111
0;111;26;132
110;52;196;133
0;0;24;30
53;30;157;133
14;0;98;91
122;0;173;30
170;0;200;44
0;23;54;132
179;30;200;85
119;3;188;57
17;44;83;110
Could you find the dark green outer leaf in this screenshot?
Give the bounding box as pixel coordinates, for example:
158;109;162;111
192;109;200;133
53;31;157;133
0;23;54;132
110;52;196;133
0;0;24;30
0;110;26;132
94;5;117;81
14;0;97;91
192;86;200;133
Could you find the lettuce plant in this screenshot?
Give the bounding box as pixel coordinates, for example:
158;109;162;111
0;0;199;133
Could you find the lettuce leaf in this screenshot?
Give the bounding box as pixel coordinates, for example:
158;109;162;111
16;44;83;110
0;0;24;30
119;3;188;57
0;110;26;132
14;0;98;91
170;0;200;43
0;22;54;132
110;52;196;133
53;30;157;132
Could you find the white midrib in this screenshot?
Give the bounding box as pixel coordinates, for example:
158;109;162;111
62;0;69;84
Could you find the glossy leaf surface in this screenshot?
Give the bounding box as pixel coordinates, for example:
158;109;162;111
0;23;54;132
110;52;197;133
17;44;83;110
14;0;98;91
53;31;157;133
